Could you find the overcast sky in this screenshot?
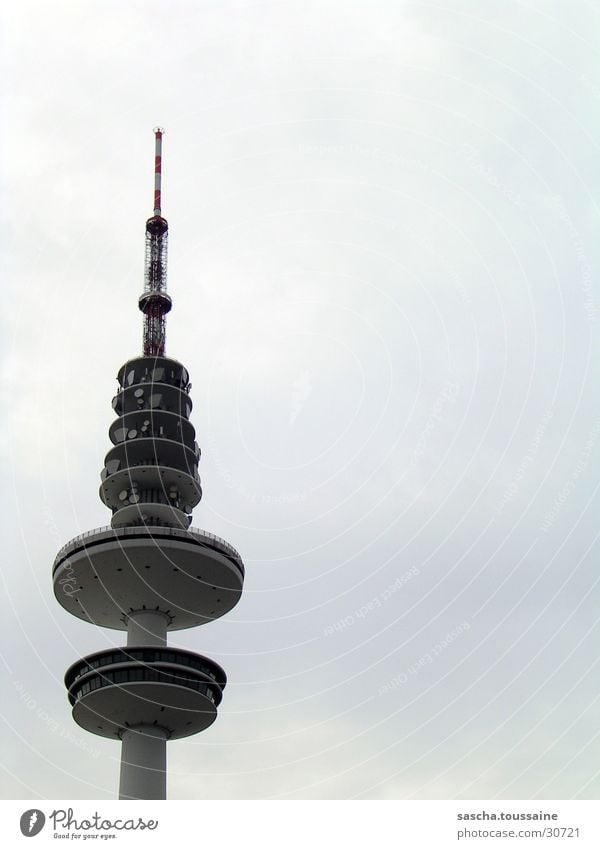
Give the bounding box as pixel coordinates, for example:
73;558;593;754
2;0;600;800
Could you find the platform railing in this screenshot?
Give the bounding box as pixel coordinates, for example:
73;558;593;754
53;524;244;572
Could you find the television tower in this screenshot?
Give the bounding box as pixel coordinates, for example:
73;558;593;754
53;129;244;800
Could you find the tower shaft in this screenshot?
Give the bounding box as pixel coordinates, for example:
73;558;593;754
119;726;167;800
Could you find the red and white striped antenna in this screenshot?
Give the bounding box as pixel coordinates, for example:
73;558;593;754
139;127;171;357
153;126;164;215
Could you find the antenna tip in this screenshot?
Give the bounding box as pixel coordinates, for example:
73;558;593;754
153;126;165;136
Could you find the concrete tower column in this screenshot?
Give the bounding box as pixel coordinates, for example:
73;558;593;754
126;610;168;647
119;725;168;800
119;610;169;798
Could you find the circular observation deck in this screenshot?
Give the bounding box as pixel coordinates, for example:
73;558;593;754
65;646;225;740
53;525;244;631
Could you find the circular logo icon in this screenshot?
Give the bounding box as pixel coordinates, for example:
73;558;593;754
19;810;45;837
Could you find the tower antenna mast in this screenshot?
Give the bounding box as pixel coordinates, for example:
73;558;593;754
139;127;172;357
153;125;163;216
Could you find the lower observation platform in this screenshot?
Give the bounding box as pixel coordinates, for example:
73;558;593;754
65;646;225;740
53;525;244;630
70;681;217;740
